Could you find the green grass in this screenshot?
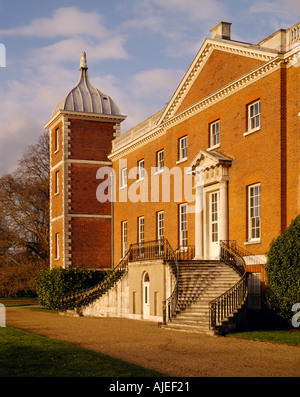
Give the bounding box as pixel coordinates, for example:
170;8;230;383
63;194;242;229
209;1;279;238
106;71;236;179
227;330;300;346
0;297;39;307
0;327;166;377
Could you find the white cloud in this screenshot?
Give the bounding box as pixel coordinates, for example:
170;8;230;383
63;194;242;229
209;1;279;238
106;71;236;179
32;35;128;65
152;0;228;22
130;68;184;98
0;7;108;38
249;0;300;25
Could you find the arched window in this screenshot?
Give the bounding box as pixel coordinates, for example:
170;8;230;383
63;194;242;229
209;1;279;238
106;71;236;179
144;272;150;282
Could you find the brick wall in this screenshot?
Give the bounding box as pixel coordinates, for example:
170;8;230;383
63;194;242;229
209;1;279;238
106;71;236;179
286;63;300;226
70;217;112;269
69;163;111;215
69;118;114;160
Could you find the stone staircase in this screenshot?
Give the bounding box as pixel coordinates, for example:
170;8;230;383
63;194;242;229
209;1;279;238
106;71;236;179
161;260;241;335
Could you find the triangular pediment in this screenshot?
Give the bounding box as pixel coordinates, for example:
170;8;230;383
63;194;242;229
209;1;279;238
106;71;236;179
159;39;277;124
188;150;232;172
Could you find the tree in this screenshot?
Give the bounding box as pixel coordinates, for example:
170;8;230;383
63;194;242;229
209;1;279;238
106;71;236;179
0;131;49;296
265;215;300;324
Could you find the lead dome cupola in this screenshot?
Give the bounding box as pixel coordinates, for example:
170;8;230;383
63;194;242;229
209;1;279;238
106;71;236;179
51;52;121;117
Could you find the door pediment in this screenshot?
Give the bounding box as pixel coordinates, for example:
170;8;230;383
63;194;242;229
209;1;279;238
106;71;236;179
188;150;232;186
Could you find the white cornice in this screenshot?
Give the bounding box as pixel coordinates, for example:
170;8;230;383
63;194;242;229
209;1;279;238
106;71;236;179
44;109;126;130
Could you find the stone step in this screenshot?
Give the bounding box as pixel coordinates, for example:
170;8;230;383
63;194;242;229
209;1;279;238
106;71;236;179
179;272;240;277
179;278;237;284
161;322;215;335
178;285;238;292
179;272;236;278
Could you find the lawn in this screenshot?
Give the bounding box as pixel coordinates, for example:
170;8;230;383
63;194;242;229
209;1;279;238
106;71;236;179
0;297;39;307
227;329;300;346
0;327;166;377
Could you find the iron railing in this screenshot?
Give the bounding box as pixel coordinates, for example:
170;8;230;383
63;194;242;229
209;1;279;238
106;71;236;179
129;239;172;261
175;245;195;261
209;240;248;329
59;247;131;311
162;240;179;324
129;239;179;324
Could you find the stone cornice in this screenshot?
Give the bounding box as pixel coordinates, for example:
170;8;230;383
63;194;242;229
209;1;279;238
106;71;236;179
44;109;126;130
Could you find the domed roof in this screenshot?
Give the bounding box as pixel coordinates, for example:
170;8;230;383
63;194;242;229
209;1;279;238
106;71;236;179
51;52;121;118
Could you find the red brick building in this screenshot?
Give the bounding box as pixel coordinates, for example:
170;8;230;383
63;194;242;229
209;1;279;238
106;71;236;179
45;22;300;330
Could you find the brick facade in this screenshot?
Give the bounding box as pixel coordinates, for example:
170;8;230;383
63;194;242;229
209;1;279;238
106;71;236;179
108;24;300;295
45;23;299;296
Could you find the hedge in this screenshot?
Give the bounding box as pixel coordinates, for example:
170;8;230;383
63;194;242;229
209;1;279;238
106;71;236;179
35;267;107;310
266;215;300;323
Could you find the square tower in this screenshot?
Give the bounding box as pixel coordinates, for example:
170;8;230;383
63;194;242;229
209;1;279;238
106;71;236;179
45;52;126;269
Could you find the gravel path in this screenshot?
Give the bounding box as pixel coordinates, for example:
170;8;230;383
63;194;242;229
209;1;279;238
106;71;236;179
6;306;300;377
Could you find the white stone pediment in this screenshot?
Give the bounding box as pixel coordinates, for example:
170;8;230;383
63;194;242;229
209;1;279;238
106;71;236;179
188;150;231;171
187;150;232;186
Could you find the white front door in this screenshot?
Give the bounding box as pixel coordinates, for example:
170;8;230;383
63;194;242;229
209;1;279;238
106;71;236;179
209;191;220;259
143;273;150;319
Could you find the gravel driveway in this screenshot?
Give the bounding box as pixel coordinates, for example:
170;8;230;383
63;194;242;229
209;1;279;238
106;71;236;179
5;306;300;377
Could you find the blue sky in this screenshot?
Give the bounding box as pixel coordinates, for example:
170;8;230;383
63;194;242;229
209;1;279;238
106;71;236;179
0;0;299;175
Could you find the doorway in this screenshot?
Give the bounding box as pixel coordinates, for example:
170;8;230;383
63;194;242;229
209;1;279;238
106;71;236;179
209;191;219;259
142;272;150;319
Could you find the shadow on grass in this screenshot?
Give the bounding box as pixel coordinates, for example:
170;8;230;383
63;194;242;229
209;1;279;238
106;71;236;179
0;327;166;377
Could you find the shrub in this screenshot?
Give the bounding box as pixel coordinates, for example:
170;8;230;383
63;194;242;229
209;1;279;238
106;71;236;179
35;267;107;310
265;215;300;324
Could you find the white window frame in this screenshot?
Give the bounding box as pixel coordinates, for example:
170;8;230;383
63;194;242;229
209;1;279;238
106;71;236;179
209;120;220;148
248;183;261;242
137;159;145;181
157;211;164;241
55;171;59;195
245;100;260;135
178;136;188;162
121;221;127;258
179;203;188;247
54;128;59;153
210;191;219;243
156;149;164;173
138;216;144;244
120;167;127;188
55;233;60;260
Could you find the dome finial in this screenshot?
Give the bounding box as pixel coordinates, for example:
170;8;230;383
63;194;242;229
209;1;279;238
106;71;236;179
80;51;88;69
